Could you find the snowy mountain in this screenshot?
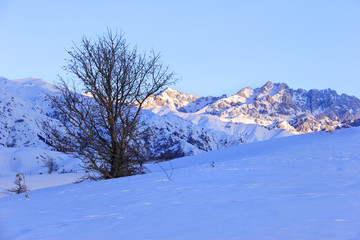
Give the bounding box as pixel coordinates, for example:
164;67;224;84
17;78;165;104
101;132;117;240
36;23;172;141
1;127;360;239
0;77;292;167
0;76;359;175
144;82;360;134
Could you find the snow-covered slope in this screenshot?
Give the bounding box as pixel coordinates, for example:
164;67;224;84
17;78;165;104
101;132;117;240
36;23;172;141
0;77;82;176
0;77;294;168
1;128;360;239
0;77;53;148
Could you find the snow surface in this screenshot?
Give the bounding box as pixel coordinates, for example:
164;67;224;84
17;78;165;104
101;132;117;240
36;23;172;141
1;128;360;239
0;146;81;178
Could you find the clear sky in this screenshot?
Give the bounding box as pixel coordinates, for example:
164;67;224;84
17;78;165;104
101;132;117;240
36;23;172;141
0;0;359;97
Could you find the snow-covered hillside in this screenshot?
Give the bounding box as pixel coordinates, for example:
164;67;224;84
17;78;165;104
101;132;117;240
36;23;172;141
0;77;79;197
1;128;360;239
1;76;360;176
0;77;294;169
0;77;82;176
0;77;53;148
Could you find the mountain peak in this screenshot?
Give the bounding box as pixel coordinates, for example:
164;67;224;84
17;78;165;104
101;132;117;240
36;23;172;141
276;83;289;91
263;80;274;88
11;77;57;92
237;87;253;98
158;87;192;97
161;87;176;93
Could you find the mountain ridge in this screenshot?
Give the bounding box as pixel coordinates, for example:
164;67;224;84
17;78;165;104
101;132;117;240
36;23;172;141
143;80;360;134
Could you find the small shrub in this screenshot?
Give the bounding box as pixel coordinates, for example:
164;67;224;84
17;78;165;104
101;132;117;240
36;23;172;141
158;161;174;181
8;173;29;197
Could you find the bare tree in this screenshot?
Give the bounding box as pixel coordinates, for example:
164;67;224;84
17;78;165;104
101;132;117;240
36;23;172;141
41;154;60;174
43;30;175;179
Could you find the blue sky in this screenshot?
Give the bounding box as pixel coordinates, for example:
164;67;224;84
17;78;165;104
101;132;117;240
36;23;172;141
0;0;359;97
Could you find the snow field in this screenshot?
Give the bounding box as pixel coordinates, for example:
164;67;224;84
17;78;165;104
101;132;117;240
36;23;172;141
0;128;360;239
